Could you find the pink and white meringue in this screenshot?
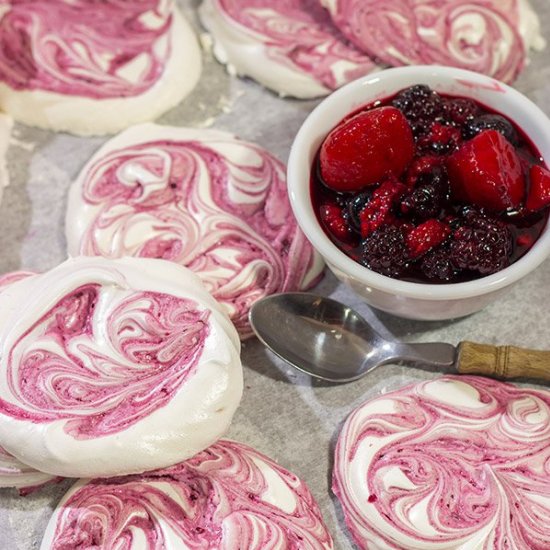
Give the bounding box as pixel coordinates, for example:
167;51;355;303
0;1;201;135
333;376;550;549
199;0;378;98
65;124;324;338
322;0;545;83
41;440;334;550
0;257;242;478
0;445;56;493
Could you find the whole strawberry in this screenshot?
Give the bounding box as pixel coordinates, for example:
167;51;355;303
319;106;414;192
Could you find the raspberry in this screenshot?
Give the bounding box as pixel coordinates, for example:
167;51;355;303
392;85;445;137
418;122;461;155
526;165;550;211
405;156;442;187
358;180;406;238
361;225;409;278
463;114;518;145
401;165;450;220
516;233;535;248
449;209;512;275
320;204;352;242
406;219;451;258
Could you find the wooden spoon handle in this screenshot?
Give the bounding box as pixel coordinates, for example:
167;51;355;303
456;341;550;382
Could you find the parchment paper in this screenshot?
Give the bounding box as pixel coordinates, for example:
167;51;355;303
0;1;549;548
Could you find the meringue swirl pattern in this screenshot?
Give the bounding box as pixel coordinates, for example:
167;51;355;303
322;0;544;83
0;1;201;134
199;0;378;98
66;124;324;338
0;257;242;478
41;440;334;550
0;270;57;491
333;376;550;549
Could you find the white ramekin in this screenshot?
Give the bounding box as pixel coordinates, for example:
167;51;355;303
288;65;550;320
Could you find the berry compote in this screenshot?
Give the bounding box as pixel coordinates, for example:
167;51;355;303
311;84;550;283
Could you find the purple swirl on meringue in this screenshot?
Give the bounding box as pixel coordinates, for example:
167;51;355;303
44;440;334;549
326;0;526;82
69;130;323;338
1;284;210;439
0;0;173;97
211;0;377;91
333;376;550;549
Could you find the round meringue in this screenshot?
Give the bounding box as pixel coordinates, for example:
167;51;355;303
321;0;545;83
333;376;550;549
198;0;378;99
0;1;201;135
65;124;324;338
41;440;334;549
0;270;58;491
0;445;56;492
0;270;34;291
0;256;242;478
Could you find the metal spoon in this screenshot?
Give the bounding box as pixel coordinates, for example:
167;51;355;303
249;292;550;383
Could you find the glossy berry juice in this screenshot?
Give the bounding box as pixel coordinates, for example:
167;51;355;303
311;85;549;283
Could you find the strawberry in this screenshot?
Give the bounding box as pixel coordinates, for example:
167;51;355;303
319;106;414;192
320;204;352;242
446;130;524;212
358;180;406;238
526;165;550;211
406;219;450;258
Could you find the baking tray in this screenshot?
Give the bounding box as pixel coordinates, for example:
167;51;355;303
0;1;549;547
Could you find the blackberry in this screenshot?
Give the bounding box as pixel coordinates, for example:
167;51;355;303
401;165;450;220
443;98;480;126
421;246;458;281
392;85;445;137
449;209;512;275
361;225;409;278
463;114;518;145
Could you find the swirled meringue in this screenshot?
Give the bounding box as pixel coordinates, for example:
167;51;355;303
0;270;34;291
198;0;378;98
41;440;334;550
0;1;201;135
0;256;243;478
65;124;324;338
333;376;550;549
321;0;545;83
0;445;56;493
0;269;58;492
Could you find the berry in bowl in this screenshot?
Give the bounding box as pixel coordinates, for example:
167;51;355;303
287;66;550;320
